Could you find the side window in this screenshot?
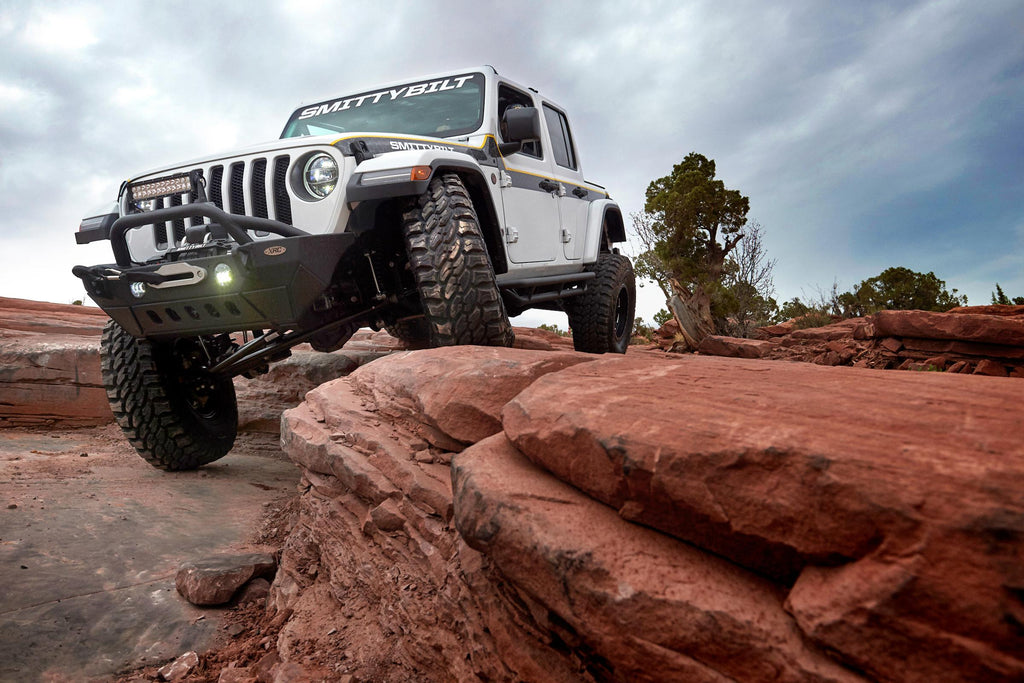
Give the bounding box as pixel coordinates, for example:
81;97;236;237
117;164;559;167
543;104;577;170
498;84;541;159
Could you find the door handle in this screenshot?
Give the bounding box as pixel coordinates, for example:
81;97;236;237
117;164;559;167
572;187;588;199
538;179;559;193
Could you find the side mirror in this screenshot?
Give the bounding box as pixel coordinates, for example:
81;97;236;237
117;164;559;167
499;106;541;155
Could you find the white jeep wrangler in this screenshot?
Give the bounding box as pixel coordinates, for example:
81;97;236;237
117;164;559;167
74;66;635;470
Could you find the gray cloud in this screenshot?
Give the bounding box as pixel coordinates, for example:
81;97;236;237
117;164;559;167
1;0;1021;314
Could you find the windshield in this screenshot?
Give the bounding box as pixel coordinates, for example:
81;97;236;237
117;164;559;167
281;72;485;139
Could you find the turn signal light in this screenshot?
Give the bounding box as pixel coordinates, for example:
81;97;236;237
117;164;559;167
411;166;431;181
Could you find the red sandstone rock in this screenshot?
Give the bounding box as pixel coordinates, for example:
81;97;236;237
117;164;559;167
757;321;796;338
873;309;1024;345
973;358;1009;377
501;354;1024;681
341;346;596;446
948;304;1024;317
234;348;387;433
277;362;597;680
512;326;575;351
901;337;1024;360
655;319;681;338
175;553;276;606
697;335;776;358
947;360;972;373
0;297;108;336
789;319;861;341
879;337;903;353
453;434;862;683
0;335;112;427
158;651;199;681
235;578;271;606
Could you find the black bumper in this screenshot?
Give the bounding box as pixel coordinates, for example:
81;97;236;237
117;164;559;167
75;232;357;340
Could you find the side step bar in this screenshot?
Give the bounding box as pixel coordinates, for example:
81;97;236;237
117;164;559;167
499;271;595;309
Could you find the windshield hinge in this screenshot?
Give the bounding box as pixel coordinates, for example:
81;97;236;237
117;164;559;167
351;140;374;164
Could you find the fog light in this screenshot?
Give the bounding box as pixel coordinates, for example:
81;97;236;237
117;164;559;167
130;281;146;298
214;263;233;286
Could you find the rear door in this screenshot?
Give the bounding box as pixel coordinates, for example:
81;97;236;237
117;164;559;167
541;103;588;261
497;83;561;264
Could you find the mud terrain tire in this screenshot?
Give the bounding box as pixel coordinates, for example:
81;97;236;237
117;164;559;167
567;252;636;354
101;320;237;470
402;173;514;347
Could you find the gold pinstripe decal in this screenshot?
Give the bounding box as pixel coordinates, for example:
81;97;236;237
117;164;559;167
331;133;609;197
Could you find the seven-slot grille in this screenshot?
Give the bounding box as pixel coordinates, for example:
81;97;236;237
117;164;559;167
144;155;293;249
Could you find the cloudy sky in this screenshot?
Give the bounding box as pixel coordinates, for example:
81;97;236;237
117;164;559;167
1;0;1022;325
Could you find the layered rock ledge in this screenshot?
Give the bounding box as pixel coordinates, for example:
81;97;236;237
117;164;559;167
695;305;1024;377
273;346;1024;682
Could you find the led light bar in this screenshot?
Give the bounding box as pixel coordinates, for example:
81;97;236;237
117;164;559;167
129;173;193;201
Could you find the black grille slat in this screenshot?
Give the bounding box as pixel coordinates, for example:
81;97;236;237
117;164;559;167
210;165;224;209
251;158;268;219
169;194;185;242
229;162;245;215
189;170;205;228
154;197;168;247
273;156;292;225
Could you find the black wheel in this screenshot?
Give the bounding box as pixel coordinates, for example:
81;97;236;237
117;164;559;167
402;172;514;347
101;320;237;471
567;252;636;354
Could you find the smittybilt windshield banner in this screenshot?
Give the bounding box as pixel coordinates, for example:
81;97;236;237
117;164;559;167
298;75;476;120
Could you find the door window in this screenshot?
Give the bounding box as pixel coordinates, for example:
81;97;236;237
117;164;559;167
542;104;577;170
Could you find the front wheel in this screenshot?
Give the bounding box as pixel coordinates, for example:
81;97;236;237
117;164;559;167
101;320;237;470
401;173;514;348
566;253;636;354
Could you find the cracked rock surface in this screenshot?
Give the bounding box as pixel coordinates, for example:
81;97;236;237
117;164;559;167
274;346;1022;682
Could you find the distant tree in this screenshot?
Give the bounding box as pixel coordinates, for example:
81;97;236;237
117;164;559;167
774;288;836;329
537;323;569;337
633;152;750;348
720;220;777;337
843;267;967;316
653;308;673;327
777;297;810;321
992;283;1009;305
991;283;1024;305
632;317;655;342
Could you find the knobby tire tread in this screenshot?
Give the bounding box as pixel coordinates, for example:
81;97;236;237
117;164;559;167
101;320;236;471
567;252;636;354
402;173;514;348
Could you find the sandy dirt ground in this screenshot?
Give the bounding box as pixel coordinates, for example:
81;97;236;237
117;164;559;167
0;424;300;682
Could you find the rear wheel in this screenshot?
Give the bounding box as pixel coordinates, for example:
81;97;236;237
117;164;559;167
402;173;514;348
567;252;636;354
101;320;237;470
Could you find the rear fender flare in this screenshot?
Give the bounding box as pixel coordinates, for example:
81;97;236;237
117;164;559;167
582;200;626;263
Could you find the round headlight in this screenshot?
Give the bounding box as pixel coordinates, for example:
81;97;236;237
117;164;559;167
303;153;338;199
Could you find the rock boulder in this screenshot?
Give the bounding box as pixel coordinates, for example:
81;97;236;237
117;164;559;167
502;355;1024;681
275;345;1024;681
175;553;277;606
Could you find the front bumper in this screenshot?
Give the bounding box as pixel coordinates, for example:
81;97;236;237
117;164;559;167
75;231;357;340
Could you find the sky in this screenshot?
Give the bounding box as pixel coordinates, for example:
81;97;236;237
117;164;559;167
1;0;1022;328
